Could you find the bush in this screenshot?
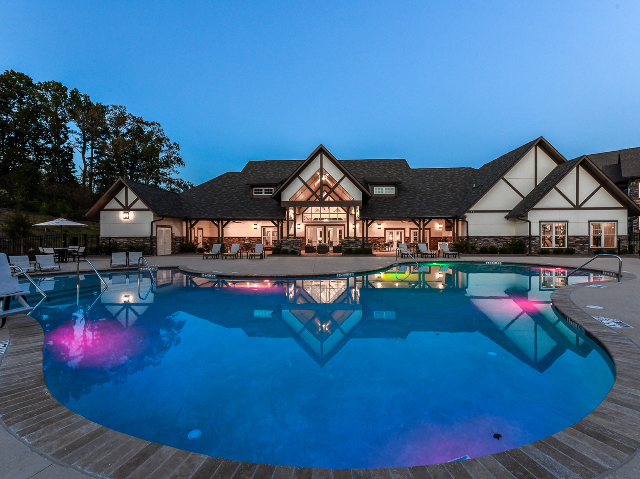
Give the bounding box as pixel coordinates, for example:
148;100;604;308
281;248;289;254
506;239;526;254
355;247;365;254
1;210;33;239
553;248;565;254
345;248;353;254
197;247;204;253
179;242;198;253
629;244;636;254
290;249;298;255
479;246;490;254
566;247;576;254
364;247;372;254
452;240;476;254
271;246;281;255
594;248;605;255
498;247;509;254
126;242;147;253
488;245;499;254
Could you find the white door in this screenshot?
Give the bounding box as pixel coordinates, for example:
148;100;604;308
197;228;203;248
387;230;404;249
262;227;277;246
157;227;172;255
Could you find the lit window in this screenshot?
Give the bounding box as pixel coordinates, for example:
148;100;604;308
373;186;395;195
253;187;274;196
540;222;566;248
590;222;616;248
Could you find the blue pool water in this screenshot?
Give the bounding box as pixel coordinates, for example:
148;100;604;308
26;263;614;468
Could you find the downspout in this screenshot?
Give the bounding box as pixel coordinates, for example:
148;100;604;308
150;217;164;256
516;216;532;255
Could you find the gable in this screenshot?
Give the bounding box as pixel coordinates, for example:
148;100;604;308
534;188;574;208
503;148;535;196
102;184;150;211
472;179;525;210
537;147;558;181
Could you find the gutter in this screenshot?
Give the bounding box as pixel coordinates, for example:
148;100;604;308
516;216;532;254
150;217;164;256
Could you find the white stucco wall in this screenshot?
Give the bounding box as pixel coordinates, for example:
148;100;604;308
527;209;627;236
100;210;155;237
466;212;516;236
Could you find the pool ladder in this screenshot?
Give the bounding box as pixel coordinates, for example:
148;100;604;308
77;258;108;291
137;256;156;285
566;254;622;283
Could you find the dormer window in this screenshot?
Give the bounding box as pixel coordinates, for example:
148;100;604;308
253;187;274;196
373;186;396;195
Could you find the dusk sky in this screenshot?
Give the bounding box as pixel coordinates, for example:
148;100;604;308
2;1;639;186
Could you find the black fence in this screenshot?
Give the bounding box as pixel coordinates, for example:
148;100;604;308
0;234;104;256
628;232;640;254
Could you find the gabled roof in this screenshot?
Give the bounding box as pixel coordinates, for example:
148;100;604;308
586;146;640;181
272;144;371;198
459;137;567;214
85;178;184;218
506;156;640;218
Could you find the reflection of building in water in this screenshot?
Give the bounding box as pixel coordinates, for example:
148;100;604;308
100;273;156;328
177;265;600;371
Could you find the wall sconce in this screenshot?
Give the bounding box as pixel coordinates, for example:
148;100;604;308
122;211;130;220
122;294;131;303
376;223;382;229
436;222;442;229
253;223;258;229
296;224;301;229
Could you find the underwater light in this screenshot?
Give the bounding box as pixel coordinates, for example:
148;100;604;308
188;429;201;440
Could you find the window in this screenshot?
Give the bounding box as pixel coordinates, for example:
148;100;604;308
590;222;616;248
373;186;395;195
540;222;566;248
253;187;274;196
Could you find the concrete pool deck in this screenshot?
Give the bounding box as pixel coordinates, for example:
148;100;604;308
2;254;640;478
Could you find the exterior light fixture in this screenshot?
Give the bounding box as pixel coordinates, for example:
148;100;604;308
122;211;130;220
297;224;301;229
377;223;382;229
436;222;442;229
253;223;258;229
123;294;131;303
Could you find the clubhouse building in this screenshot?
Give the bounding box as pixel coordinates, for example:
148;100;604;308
86;137;640;255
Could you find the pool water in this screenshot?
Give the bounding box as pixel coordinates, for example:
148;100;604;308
26;263;615;468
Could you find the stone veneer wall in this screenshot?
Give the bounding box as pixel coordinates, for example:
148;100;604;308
464;235;629;254
341;239;363;250
275;238;301;254
99;236;154;254
629;179;640;233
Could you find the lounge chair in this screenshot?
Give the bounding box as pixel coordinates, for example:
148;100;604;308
35;255;60;271
417;243;436;258
438;242;459;258
110;252;127;267
0;253;33;327
9;256;35;273
128;252;143;266
248;244;264;259
396;243;411;258
223;244;240;259
203;243;222;259
43;247;55;255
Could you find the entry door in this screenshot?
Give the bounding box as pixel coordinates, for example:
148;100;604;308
262;227;277;246
387;230;404;249
326;226;344;246
197;228;204;248
157;227;172;255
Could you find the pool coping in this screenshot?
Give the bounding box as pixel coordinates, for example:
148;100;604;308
2;269;640;478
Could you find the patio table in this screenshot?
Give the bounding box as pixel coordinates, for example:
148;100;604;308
53;248;69;263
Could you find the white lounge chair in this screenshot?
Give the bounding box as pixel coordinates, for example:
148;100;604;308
417;243;436;258
9;256;35;273
438;242;459;258
203;243;222;259
110;252;127;267
35;255;60;271
248;244;264;260
0;253;33;327
223;244;240;259
396;243;411;258
128;252;143;266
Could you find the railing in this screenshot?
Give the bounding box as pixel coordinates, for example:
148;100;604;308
137;256;156;283
77;258;108;291
396;246;420;266
9;265;48;299
566;254;623;283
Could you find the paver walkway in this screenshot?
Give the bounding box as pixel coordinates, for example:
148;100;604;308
2;254;640;478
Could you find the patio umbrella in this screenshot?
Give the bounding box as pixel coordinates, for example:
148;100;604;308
33;218;86;235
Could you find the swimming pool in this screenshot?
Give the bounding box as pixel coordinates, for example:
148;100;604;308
26;263;614;469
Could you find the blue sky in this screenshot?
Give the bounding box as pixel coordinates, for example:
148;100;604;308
2;1;639;185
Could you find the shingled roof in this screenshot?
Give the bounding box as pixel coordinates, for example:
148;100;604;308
586;146;640;182
121;179;184;217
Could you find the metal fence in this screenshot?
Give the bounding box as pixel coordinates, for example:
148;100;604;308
0;234;104;256
628;232;640;254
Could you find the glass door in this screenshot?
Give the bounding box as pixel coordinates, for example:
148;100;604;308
387;230;404;249
262;227;278;246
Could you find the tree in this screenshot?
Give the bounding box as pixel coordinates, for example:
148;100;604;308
0;210;33;239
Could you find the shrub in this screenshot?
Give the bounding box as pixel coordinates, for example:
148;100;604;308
197;247;204;253
281;248;289;254
553;248;565;254
179;242;198;253
345;248;353;254
479;246;490;254
272;246;281;255
620;249;629;255
1;210;33;239
452;240;476;254
498;247;509;254
290;249;298;255
594;248;605;255
629;244;636;254
364;247;372;254
506;239;526;254
126;242;147;253
355;247;365;254
566;247;576;254
488;245;499;254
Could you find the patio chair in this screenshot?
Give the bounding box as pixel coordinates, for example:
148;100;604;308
110;252;127;267
69;246;87;261
43;247;55;255
417;243;436;258
9;256;35;273
0;253;33;328
438;242;459;258
317;244;329;254
223;244;240;259
248;244;264;260
35;255;60;271
203;243;222;259
396;243;411;258
37;246;45;254
128;251;143;266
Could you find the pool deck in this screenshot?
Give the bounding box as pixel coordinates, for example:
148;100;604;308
2;254;640;478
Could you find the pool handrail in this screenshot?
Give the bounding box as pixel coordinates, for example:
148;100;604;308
77;258;108;291
566;254;622;283
137;256;156;284
9;265;47;299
